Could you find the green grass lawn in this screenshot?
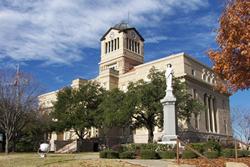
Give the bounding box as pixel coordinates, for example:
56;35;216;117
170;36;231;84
0;153;141;167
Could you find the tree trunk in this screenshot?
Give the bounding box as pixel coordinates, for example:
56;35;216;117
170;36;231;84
147;128;154;143
5;133;8;154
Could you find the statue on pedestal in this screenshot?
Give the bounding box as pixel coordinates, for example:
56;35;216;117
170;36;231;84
165;64;174;91
159;63;177;144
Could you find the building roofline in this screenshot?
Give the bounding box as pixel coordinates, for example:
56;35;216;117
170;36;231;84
183;53;212;70
135;52;185;69
100;27;144;41
121;52;213;77
133;52;212;70
38;90;58;98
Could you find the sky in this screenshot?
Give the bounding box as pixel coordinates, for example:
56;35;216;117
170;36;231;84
0;0;249;108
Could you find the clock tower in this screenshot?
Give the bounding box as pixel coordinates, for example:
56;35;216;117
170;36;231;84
99;22;144;76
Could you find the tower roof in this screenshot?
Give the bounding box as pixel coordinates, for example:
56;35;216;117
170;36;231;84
100;22;144;41
113;22;131;30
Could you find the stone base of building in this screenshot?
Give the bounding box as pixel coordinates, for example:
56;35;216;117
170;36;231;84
178;130;233;143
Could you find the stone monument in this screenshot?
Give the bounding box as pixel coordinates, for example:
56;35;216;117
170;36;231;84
160;64;177;144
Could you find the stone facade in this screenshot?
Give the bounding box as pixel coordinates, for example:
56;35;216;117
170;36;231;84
38;23;233;150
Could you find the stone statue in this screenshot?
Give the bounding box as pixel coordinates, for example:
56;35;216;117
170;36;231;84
159;63;177;144
165;64;173;91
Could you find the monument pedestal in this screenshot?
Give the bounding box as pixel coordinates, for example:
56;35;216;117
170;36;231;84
160;90;177;143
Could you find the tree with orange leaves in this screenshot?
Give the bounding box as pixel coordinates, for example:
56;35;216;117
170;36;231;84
208;0;250;92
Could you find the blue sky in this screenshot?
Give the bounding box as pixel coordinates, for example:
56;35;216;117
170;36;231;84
0;0;249;108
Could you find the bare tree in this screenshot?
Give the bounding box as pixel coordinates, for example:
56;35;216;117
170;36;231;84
231;107;250;144
0;67;41;154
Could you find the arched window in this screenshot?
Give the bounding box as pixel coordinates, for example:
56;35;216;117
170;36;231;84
202;69;206;80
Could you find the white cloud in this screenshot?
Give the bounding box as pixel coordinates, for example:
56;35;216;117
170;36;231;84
0;0;208;65
145;35;170;43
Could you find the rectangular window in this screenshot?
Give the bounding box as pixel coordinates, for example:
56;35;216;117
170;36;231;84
192;69;196;76
126;38;128;49
132;40;134;51
193;89;197;99
138;43;140;54
114;39;116;50
135;41;137;53
108;41;110;52
111;40;113;51
117;38;119;49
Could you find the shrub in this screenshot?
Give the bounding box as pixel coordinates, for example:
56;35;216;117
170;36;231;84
123;143;172;152
106;150;119;159
111;144;124;153
189;143;206;154
222;149;248;158
244;150;250;156
237;150;250;157
221;149;234;158
205;140;221;153
182;150;198;159
119;151;135;159
99;151;107;158
140;150;158;159
204;151;219;159
158;151;176;159
123;144;138;152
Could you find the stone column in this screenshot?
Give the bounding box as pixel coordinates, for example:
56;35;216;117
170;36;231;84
206;96;211;132
160;90;177;142
210;97;215;133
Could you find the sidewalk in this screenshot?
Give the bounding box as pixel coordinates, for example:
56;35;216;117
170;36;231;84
122;159;196;167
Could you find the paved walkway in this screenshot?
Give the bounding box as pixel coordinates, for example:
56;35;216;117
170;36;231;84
123;159;195;167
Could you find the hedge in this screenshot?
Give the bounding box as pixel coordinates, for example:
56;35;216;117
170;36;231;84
140;150;158;159
99;151;108;158
119;151;135;159
204;140;221;153
189;143;205;154
242;150;250;157
158;151;176;159
221;149;234;158
111;144;124;153
106;150;119;159
204;151;219;159
182;150;198;159
123;143;172;152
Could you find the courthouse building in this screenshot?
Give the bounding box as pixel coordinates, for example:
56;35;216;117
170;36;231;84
39;23;232;151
